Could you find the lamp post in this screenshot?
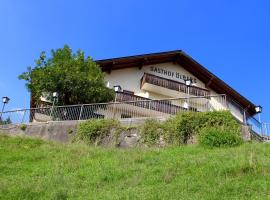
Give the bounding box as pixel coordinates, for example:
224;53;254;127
255;105;262;122
50;92;59;118
184;79;192;110
255;105;263;134
113;85;122;102
113;85;122;118
0;96;10;120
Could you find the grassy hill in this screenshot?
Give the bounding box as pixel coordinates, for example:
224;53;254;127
0;134;270;200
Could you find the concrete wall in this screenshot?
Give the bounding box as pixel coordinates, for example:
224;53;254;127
1;117;261;145
0;121;79;143
0;118;166;143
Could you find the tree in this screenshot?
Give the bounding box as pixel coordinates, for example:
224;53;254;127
19;45;115;106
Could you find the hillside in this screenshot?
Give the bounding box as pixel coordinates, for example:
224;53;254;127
0;134;270;200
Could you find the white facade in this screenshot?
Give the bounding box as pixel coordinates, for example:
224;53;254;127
105;62;205;99
105;62;245;122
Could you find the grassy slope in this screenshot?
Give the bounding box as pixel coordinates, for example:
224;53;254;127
0;135;270;200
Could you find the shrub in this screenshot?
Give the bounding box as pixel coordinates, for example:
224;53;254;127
163;112;204;144
76;119;121;144
198;127;243;148
20;124;27;131
140;119;163;145
201;111;240;132
163;111;240;145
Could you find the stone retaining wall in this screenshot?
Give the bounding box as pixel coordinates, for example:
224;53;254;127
0;118;260;146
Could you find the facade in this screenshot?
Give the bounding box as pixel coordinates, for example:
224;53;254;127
96;50;259;123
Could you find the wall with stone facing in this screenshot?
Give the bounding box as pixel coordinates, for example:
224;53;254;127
0;121;79;143
0;119;149;148
0;118;262;147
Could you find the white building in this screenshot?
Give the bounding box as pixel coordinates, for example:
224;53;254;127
95;50;260;123
32;50;261;127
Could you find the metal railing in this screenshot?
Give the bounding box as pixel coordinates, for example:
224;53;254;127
261;123;270;140
116;92;150;102
1;93;268;141
0;95;227;126
227;98;268;138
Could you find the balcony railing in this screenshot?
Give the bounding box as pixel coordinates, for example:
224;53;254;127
115;92;196;115
140;73;210;97
116;92;150;102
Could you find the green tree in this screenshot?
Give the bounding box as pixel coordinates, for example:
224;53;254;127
19;45;114;105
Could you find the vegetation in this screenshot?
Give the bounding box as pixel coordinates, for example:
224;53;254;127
139;111;242;147
75;119;122;145
140;118;163;145
198;127;243;148
74;111;242;148
0;134;270;200
19;124;27;131
19;45;114;105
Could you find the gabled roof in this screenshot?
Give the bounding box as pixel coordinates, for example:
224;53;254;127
96;50;258;116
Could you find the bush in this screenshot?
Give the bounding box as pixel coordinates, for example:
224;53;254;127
199;127;243;148
76;119;121;144
20;124;27;131
163;111;241;145
140;119;163;145
163;112;203;144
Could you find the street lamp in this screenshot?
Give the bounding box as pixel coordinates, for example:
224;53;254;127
0;96;10;120
50;92;59;118
255;105;263;123
113;85;122;93
184;79;193;110
255;105;262;114
184;79;192;87
113;85;122;102
113;85;122;118
53;92;59;99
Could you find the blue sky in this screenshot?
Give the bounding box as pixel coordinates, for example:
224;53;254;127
0;0;269;122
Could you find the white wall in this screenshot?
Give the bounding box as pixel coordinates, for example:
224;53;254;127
104;62;244;122
105;62;206;97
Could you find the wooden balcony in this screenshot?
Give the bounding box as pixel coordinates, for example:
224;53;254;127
140;73;210;97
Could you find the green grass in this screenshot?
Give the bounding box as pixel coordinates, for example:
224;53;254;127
0;135;270;200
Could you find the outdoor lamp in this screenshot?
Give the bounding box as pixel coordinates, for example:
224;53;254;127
1;96;10;119
255;105;262;114
113;85;122;92
50;92;58;118
52;92;59;99
2;96;10;104
184;79;192;86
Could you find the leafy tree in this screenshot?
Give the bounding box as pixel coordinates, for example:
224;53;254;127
19;45;114;105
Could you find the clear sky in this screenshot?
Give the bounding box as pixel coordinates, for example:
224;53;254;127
0;0;269;122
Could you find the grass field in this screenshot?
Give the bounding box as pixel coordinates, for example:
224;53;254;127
0;134;270;200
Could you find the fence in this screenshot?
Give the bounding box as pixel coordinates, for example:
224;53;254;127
227;98;269;138
0;95;227;125
1;94;268;140
262;123;270;140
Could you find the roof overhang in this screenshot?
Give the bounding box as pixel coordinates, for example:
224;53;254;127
96;50;258;116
